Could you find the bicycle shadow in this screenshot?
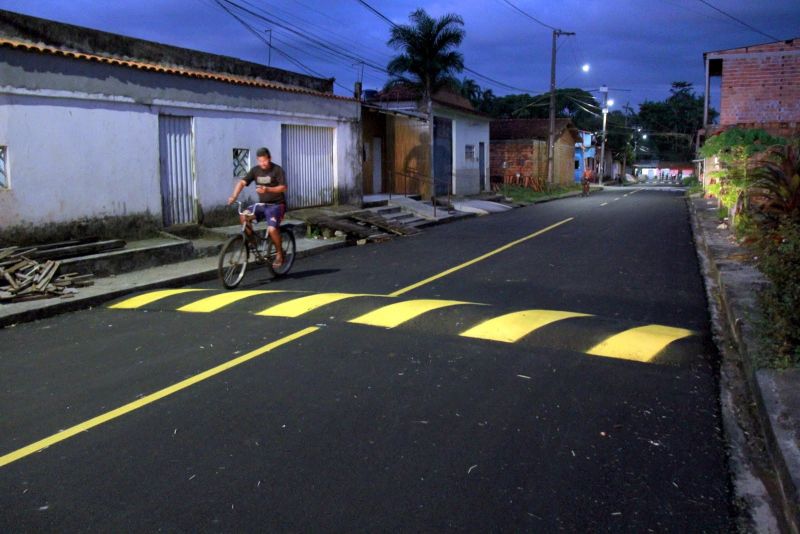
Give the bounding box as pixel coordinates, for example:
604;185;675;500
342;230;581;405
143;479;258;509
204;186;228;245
239;268;341;288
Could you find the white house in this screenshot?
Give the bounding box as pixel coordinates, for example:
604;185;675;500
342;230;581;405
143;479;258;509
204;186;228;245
363;87;490;198
0;9;361;230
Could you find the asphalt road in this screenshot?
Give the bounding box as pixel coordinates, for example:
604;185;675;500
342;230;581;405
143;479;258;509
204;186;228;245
0;188;733;531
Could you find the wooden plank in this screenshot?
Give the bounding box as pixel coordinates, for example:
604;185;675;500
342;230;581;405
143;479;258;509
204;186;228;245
305;216;378;239
348;211;421;236
29;240;126;261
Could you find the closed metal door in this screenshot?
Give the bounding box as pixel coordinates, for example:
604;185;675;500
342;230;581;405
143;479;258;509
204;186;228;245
158;115;196;226
479;141;486;191
433;117;452;196
281;125;335;208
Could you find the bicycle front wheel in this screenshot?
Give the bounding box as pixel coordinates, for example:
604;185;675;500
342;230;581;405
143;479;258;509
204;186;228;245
218;234;250;289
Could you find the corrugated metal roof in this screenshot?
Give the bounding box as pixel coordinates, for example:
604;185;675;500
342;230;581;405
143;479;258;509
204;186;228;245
0;36;355;102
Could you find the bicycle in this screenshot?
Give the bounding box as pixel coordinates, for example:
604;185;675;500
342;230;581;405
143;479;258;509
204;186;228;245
217;201;296;289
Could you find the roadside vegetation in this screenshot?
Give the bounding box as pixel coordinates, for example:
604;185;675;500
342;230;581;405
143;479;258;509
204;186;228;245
700;130;800;367
498;184;581;204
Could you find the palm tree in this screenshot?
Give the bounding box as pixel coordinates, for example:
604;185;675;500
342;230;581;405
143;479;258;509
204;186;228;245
386;9;465;188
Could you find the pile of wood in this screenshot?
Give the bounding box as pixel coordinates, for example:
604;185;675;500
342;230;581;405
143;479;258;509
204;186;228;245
0;247;95;303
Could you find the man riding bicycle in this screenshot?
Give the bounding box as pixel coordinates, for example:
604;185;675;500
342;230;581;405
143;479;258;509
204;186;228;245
227;147;287;268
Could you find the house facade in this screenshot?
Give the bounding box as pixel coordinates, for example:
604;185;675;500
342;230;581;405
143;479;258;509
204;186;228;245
0;9;361;230
490;118;579;187
363;87;490;199
703;37;800;137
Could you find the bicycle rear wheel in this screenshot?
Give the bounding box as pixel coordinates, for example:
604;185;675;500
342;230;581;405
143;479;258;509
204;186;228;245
218;234;249;289
267;227;296;277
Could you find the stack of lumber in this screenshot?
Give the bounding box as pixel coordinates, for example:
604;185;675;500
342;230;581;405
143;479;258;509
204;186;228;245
0;246;95;303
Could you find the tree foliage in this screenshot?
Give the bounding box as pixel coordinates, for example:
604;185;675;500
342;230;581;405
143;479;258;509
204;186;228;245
386;9;465;99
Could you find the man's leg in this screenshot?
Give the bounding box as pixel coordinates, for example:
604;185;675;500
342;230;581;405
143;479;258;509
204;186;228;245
266;204;284;267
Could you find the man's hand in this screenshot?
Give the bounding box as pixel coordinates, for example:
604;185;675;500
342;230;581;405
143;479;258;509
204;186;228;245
256;185;268;195
227;196;236;205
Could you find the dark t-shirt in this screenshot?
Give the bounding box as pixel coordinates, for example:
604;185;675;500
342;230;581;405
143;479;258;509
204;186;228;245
243;163;286;205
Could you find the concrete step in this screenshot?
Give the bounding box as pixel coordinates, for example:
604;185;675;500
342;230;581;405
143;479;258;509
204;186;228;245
361;199;389;209
375;206;402;216
383;212;416;223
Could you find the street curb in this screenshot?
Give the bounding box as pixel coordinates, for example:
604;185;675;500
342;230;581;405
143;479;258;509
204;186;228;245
0;239;350;329
687;194;800;532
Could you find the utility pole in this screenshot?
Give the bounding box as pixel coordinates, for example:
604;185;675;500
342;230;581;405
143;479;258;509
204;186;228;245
547;29;574;185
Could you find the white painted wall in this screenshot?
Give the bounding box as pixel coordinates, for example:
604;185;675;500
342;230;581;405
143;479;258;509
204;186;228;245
0;94;160;227
0;95;360;228
435;106;490;196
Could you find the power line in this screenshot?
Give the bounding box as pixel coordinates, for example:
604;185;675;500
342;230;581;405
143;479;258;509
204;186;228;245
697;0;781;42
498;0;557;32
354;0;396;26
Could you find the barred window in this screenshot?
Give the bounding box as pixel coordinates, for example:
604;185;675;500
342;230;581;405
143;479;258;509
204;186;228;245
465;144;476;161
233;148;250;178
0;146;7;189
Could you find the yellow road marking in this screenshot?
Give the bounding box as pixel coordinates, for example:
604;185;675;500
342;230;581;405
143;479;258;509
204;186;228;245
0;327;319;469
256;292;380;318
460;310;592;343
586;325;694;362
109;289;210;309
388;217;573;297
178;290;290;313
349;299;476;328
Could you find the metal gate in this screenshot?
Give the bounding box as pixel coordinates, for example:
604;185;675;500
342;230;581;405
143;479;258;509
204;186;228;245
433;117;452;196
158;115;196;226
281;125;335;208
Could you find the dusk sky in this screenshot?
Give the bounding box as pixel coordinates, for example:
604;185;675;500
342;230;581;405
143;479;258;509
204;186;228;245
1;0;798;110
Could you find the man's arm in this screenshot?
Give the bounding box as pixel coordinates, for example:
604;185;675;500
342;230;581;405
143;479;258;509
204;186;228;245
228;179;248;205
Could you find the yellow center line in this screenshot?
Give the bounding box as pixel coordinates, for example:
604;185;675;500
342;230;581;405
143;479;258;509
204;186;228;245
0;327;319;468
349;299;478;328
109;289;210;309
388;217;573;297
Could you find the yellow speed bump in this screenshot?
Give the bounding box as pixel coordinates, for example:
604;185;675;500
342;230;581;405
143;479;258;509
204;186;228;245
178;290;291;313
109;289;209;309
460;309;592;343
586;325;695;363
257;292;381;318
349;299;476;329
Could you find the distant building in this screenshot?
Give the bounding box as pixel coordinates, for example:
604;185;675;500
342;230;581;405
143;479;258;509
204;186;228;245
490;118;579;188
0;9;361;229
574;130;596;183
362;86;490;198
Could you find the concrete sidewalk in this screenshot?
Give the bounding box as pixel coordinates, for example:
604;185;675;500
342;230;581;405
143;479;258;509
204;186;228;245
0;235;347;329
689;194;800;530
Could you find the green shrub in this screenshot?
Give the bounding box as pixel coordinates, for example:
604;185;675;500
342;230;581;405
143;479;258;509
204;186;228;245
757;218;800;368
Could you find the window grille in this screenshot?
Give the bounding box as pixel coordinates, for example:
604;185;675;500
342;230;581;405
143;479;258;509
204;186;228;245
233;148;250;178
0;146;7;189
465;144;476;161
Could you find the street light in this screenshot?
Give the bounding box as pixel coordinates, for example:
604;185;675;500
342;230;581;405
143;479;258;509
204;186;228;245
598;85;613;186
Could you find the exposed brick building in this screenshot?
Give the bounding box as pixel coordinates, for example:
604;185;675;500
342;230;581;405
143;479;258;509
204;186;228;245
703;37;800;137
490;119;579;188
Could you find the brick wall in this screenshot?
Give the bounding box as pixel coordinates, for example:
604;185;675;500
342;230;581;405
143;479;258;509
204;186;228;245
719;40;800;127
489;133;575;186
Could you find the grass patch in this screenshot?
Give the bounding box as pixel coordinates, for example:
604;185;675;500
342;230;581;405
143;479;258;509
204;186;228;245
498;184;581;203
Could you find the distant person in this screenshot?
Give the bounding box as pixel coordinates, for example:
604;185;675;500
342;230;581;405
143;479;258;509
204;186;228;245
227;147;287;268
